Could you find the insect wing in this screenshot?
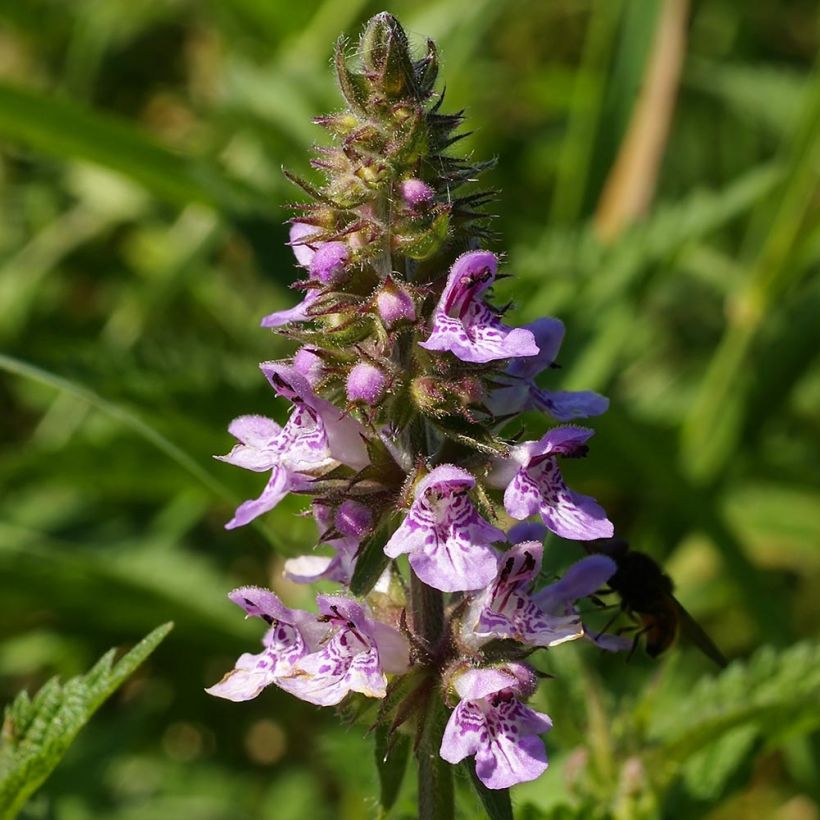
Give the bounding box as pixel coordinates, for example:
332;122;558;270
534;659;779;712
672;596;727;669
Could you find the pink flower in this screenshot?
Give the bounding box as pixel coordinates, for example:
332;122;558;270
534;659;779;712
419;251;539;364
488;427;613;540
384;465;504;592
440;663;552;789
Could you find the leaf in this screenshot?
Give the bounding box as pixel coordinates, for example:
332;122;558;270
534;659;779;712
0;353;234;506
0;82;263;213
465;763;513;820
349;525;391;597
0;623;173;819
646;641;820;789
375;731;411;816
681;724;758;801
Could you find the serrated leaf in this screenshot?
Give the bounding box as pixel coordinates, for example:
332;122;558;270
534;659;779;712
350;525;391;597
0;623;173;819
646;641;820;789
465;763;513;820
681;723;758;801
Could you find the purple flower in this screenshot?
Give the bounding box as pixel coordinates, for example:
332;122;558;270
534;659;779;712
532;554;630;651
260;223;326;328
384;465;505;592
418;251;539;364
217;364;368;529
488;427;613;541
278;596;409;706
486;317;609;421
206;587;328;702
260;287;321;329
283;501;377;587
462;541;586;649
440;663;552;789
283;503;360;586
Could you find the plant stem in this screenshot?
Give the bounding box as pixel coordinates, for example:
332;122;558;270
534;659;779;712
410;570;445;654
416;690;455;820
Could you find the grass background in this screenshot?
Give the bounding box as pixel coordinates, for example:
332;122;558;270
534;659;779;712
1;0;818;817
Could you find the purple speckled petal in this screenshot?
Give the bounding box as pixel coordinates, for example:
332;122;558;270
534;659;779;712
497;430;613;540
441;667;553;790
539;480;614;541
473;716;549;790
466;543;584;648
207;588;324;702
408;537;499;593
503;466;543;520
261;362;369;470
205;649;280;702
440;700;483;764
419;251;539;364
216;415;284;472
277;596;406;706
385;465;504;592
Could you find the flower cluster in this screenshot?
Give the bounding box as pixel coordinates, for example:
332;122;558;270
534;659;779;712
209;14;620;795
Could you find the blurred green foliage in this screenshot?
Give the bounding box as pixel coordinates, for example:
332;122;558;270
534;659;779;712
0;0;818;818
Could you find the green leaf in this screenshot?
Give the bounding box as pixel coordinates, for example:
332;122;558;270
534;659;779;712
465;763;513;820
375;731;411;816
646;641;820;789
681;724;758;801
0;82;263;213
349;525;392;597
0;622;173;819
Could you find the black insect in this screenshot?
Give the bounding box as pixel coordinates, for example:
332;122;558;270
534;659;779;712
588;539;727;668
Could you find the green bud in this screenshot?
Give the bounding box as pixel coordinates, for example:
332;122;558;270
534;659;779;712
360;13;415;99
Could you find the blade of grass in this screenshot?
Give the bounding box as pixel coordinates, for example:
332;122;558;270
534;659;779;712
0;82;265;213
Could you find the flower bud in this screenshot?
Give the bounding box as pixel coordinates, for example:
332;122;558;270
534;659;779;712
309;241;349;284
360;12;414;98
400;178;435;210
335;500;373;538
346;362;387;405
376;278;416;327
